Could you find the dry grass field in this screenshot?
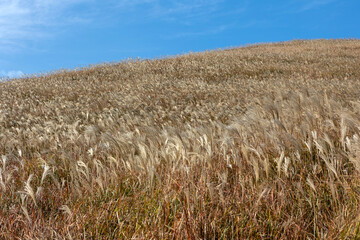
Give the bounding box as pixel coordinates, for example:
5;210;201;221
1;39;360;239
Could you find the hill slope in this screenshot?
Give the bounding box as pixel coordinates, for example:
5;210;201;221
1;39;360;239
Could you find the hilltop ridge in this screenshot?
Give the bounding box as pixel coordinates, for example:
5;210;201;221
1;39;360;127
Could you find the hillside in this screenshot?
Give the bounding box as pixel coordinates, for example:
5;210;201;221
1;39;360;239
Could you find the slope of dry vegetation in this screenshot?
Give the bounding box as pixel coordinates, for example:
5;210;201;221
1;39;360;239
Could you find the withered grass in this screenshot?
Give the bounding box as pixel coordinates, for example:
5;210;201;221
1;39;360;239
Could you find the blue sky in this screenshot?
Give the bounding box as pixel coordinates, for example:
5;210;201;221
0;0;359;78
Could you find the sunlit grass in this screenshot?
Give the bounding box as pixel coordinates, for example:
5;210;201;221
0;39;360;239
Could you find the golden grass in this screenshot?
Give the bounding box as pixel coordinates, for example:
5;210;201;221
1;39;360;239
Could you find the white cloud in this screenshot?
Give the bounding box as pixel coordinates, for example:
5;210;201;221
299;0;336;12
0;70;24;79
0;0;90;52
0;0;231;52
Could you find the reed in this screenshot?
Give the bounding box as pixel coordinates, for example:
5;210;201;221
0;39;360;239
